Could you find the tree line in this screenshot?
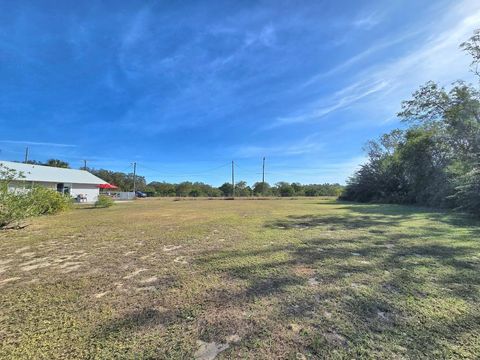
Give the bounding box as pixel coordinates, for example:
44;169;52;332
341;30;480;215
147;181;343;197
19;159;342;197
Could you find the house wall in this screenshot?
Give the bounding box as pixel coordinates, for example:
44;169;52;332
8;181;100;203
70;184;100;203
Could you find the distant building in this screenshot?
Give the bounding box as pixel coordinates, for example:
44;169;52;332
0;160;107;203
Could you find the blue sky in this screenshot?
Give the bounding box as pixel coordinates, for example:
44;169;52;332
1;0;479;186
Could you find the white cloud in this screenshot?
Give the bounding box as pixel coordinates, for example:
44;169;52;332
352;11;383;30
234;133;323;158
274;79;389;127
0;140;76;147
274;0;480;129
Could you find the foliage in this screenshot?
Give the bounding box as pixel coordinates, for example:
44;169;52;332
342;30;480;215
44;159;70;168
276;182;295;197
148;180;342;198
219;182;233;197
19;161;343;198
90;169;146;192
28;187;72;215
0;165;29;228
0;165;71;228
253;182;271;196
451;166;480;214
95;195;115;208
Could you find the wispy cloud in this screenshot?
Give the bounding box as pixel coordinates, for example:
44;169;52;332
234;134;323;158
0;140;76;147
273;79;388;127
301;29;421;88
352;11;383;30
273;0;480;130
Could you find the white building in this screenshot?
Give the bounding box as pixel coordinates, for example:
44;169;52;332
0;160;107;203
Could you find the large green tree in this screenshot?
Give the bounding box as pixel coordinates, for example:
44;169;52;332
342;29;480;215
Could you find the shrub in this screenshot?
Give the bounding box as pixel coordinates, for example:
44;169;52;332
95;195;114;208
0;165;72;229
0;165;29;228
451;167;480;216
28;187;72;215
0;190;31;229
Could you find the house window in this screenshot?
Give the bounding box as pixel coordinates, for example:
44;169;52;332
56;183;71;195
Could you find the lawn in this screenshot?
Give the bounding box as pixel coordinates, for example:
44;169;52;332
0;198;479;359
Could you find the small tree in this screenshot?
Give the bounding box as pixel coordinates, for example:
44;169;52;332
219;182;233;197
45;159;70;168
276;182;295;197
253;182;271;196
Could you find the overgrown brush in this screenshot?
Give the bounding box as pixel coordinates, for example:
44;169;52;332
0;165;72;229
95;195;114;208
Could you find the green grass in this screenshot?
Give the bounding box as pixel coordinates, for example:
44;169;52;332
1;198;479;359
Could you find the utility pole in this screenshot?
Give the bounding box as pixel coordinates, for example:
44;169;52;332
24;147;29;163
133;162;137;194
262;156;265;186
231;160;235;197
83;160;87;170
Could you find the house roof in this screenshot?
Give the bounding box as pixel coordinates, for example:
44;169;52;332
0;160;107;185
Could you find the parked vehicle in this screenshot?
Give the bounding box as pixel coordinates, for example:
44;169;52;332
135;191;147;198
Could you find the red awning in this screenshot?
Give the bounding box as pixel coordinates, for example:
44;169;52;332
97;183;118;189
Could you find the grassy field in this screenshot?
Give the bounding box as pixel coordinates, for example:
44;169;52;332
1;198;479;359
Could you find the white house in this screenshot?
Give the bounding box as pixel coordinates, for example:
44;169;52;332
0;160;107;203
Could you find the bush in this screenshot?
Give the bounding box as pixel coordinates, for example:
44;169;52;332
29;187;72;215
0;190;31;229
95;195;114;208
0;165;72;229
451;167;480;216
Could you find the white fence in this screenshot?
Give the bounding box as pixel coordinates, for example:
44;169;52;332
101;191;135;200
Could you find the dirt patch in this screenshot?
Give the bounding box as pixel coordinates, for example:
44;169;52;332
59;262;83;273
135;286;157;292
173;256;188;265
15;246;31;254
163;245;183;252
123;268;148;279
139;276;158;284
0;277;21;286
21;258;52;272
94;291;110;298
288;323;302;334
226;334;241;344
20;252;36;258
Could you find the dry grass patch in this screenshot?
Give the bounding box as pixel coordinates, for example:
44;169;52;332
0;198;479;359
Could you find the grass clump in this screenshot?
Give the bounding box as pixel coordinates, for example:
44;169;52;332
95;195;114;208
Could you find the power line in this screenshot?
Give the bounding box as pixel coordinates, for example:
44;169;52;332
136;162;230;176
